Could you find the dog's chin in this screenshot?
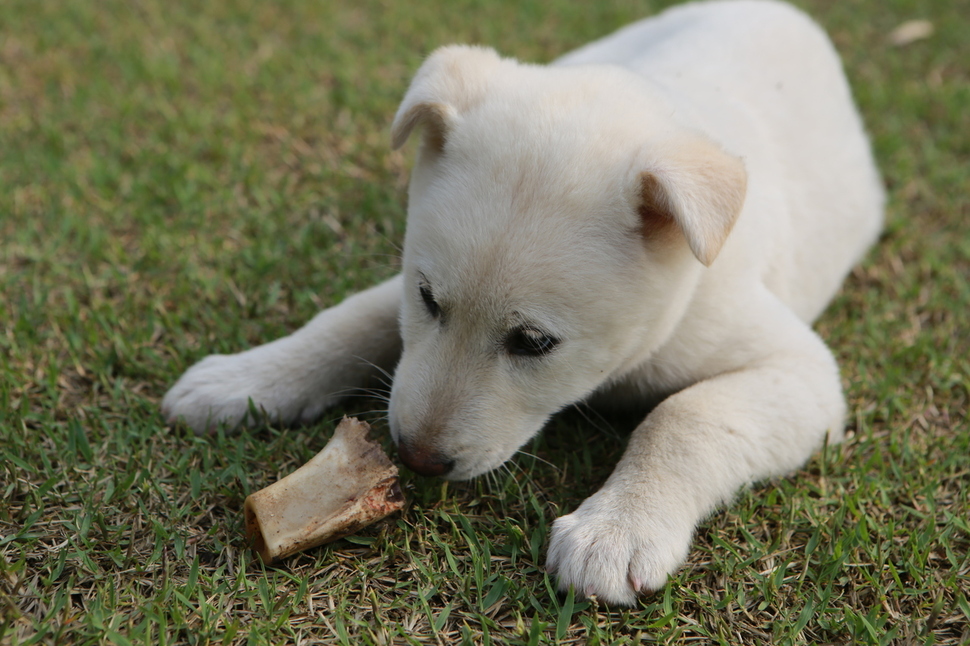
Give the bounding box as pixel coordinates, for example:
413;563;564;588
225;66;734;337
441;442;531;481
444;458;504;482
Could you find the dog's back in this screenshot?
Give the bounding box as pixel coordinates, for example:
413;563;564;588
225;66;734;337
558;0;884;322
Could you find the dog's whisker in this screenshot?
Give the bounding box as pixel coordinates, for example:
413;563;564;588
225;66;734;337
329;384;389;395
514;449;560;474
328;385;392;401
345;408;394;418
502;462;524;489
334;393;391;405
570;401;621;441
483;469;499;494
352;354;396;384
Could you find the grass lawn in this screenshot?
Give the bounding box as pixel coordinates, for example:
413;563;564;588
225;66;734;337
1;0;968;643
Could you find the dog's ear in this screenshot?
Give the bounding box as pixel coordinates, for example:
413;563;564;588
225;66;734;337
638;134;747;266
391;45;503;151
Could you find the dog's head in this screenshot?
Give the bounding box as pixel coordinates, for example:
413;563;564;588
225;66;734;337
387;46;746;479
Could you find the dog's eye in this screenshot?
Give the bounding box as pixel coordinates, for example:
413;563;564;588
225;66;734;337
418;282;441;319
505;327;559;357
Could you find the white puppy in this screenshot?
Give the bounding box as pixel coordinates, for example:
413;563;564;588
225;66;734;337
163;0;883;605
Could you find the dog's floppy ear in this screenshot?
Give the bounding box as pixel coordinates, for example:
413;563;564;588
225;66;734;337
638;134;747;266
391;45;503;151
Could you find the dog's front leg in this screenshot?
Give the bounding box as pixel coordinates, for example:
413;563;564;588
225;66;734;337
162;275;403;433
547;322;846;606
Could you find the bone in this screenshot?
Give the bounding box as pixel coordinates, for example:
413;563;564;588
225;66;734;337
244;417;405;563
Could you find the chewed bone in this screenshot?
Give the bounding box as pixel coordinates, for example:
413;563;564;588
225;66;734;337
244;417;405;563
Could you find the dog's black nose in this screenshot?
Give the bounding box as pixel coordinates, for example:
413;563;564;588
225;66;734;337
397;439;454;477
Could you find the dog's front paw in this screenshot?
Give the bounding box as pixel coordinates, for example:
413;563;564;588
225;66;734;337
546;490;695;606
161;348;319;433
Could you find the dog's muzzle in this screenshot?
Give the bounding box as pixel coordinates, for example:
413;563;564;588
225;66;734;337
396;439;454;477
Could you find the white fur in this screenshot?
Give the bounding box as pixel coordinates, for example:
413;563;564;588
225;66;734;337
162;0;882;606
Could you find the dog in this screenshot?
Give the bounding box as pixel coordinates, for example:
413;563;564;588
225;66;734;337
162;0;883;605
